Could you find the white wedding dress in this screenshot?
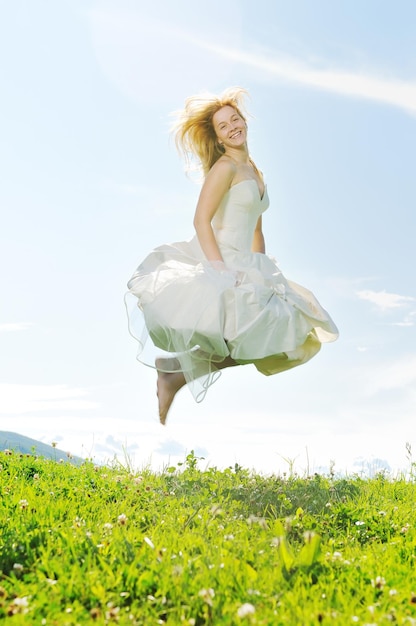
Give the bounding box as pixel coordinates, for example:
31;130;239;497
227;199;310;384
125;179;338;401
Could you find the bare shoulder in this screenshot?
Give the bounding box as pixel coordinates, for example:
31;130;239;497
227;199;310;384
206;156;236;185
197;157;236;208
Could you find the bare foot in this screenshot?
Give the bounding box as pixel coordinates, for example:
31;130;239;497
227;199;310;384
156;359;186;425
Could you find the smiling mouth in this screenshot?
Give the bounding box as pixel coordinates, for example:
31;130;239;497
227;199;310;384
230;130;242;139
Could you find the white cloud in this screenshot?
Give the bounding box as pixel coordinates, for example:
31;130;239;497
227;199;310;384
87;1;242;104
87;2;416;116
393;311;416;327
0;384;99;415
0;323;33;332
199;43;416;117
356;289;415;311
6;389;415;475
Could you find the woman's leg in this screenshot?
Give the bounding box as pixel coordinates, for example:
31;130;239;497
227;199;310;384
156;354;238;424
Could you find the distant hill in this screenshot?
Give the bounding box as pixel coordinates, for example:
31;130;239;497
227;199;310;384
0;431;84;465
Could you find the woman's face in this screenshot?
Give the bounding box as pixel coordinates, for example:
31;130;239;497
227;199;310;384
212;105;247;149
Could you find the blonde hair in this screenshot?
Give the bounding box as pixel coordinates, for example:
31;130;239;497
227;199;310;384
172;86;249;176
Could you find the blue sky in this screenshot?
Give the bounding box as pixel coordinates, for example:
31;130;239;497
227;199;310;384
1;0;415;475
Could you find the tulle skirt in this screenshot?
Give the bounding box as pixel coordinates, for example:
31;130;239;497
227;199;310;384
125;236;339;402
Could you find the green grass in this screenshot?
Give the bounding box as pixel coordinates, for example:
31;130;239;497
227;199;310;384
0;450;415;625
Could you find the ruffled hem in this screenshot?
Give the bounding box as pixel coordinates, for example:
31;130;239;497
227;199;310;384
125;237;338;402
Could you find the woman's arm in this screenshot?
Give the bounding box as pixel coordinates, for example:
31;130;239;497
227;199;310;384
251;216;266;253
193;159;235;262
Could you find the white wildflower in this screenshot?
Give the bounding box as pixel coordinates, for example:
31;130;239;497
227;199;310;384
198;588;215;606
237;603;256;618
8;596;29;615
210;505;223;516
371;576;386;589
117;513;127;526
12;597;28;606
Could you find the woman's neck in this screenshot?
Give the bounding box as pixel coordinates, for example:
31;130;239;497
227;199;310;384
223;145;250;165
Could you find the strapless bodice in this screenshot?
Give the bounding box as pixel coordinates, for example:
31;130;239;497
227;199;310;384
212;179;269;253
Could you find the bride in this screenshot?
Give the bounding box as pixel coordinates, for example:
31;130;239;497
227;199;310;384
125;87;338;424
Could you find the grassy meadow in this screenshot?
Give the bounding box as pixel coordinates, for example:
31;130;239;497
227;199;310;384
0;448;415;625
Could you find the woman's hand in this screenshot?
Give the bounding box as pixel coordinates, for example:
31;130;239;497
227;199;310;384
209;260;244;287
